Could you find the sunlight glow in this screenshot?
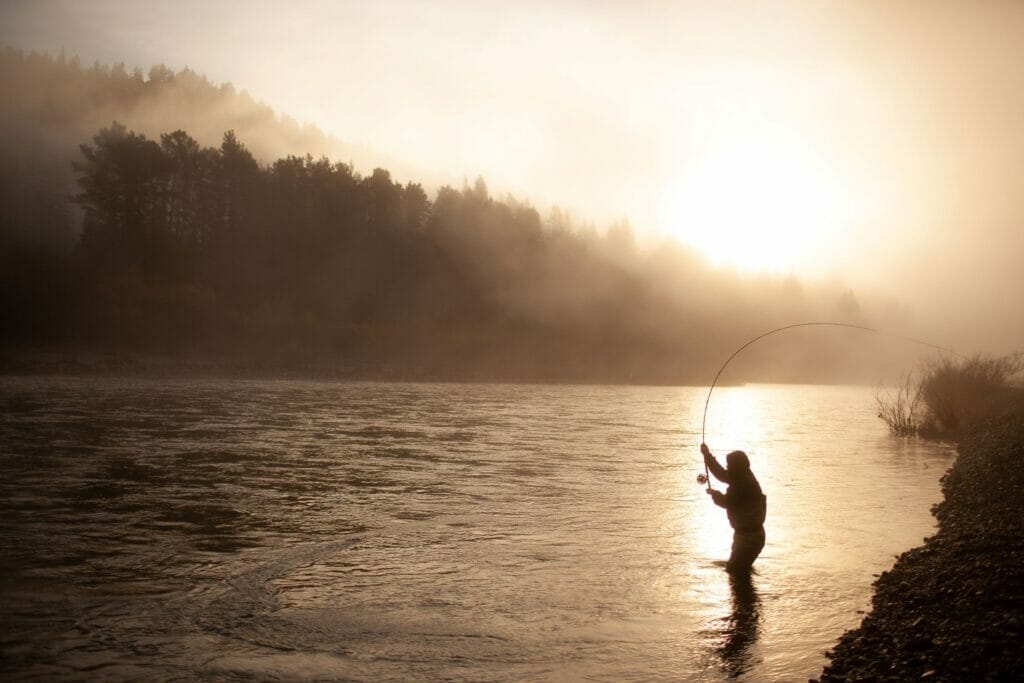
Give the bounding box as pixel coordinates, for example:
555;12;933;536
703;388;767;457
659;130;854;273
702;386;780;490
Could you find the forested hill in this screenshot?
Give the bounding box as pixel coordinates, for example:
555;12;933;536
0;50;911;383
0;48;429;249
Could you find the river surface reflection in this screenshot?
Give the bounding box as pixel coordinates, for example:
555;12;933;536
0;377;954;680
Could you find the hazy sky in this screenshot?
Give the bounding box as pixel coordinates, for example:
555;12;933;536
2;0;1022;351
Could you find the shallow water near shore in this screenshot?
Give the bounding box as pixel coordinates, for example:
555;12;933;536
0;377;955;681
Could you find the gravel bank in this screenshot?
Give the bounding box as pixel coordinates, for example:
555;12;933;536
818;400;1024;682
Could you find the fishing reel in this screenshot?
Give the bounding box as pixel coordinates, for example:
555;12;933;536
696;473;708;485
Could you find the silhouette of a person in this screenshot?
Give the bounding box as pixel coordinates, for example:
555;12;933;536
701;443;767;573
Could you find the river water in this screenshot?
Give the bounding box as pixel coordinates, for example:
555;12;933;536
0;377;955;681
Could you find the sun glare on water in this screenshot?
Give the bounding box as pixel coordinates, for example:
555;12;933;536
660;131;854;274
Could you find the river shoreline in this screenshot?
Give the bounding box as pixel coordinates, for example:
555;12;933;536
0;348;855;388
818;398;1024;681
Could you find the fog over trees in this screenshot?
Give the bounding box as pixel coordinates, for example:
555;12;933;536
1;50;919;383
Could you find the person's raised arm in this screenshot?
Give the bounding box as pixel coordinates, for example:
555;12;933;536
701;443;731;484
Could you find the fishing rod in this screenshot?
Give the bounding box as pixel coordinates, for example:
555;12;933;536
697;321;961;484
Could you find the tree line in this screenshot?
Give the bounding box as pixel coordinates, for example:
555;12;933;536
2;122;693;380
0;49;907;383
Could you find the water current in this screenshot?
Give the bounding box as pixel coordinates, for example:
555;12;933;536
0;377;955;681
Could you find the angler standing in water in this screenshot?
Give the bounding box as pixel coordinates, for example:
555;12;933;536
701;443;767;574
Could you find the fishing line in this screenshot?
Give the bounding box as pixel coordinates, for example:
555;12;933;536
698;321;960;483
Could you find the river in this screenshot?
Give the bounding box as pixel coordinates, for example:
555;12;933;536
0;377;955;681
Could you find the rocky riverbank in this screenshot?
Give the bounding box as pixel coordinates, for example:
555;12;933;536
818;399;1024;681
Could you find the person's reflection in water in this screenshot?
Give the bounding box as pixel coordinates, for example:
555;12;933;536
716;571;762;678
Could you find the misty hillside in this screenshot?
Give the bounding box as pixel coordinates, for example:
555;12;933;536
0;50;917;383
0;48;429;247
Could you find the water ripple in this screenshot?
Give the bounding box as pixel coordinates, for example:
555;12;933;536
0;377;954;680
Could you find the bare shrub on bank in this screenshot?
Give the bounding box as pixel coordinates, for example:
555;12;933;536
875;372;922;436
877;353;1024;438
918;353;1024;435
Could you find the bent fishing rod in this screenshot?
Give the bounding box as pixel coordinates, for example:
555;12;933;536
697;321;961;485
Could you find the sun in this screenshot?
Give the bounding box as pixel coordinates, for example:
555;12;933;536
659;132;852;273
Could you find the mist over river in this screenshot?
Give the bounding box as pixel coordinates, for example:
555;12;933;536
0;377;955;681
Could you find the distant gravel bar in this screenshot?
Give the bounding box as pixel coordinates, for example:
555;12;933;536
818;399;1024;682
